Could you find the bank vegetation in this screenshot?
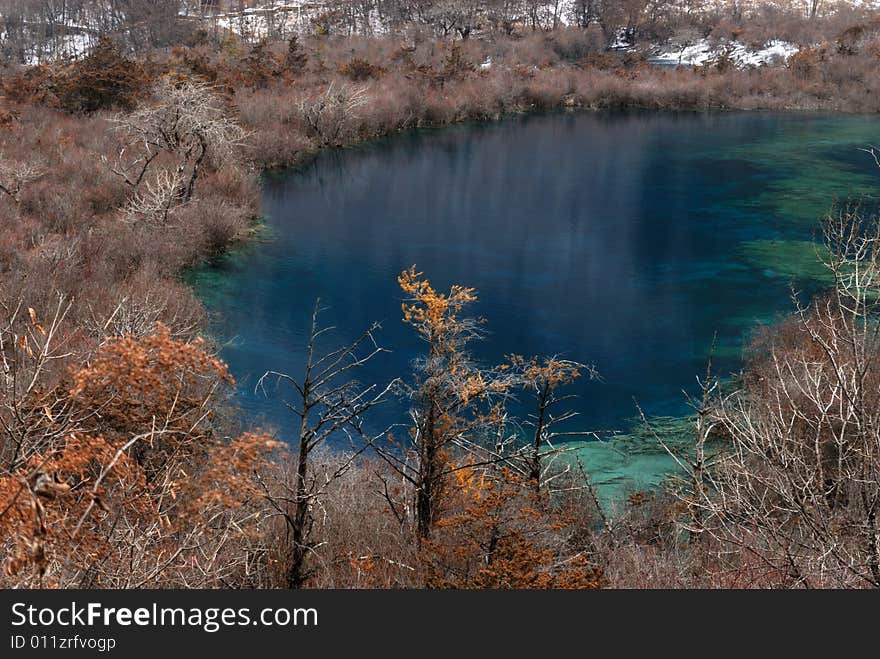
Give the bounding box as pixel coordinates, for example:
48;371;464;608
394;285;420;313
2;2;880;588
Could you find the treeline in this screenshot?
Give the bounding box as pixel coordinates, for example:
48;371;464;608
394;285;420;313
0;19;880;587
2;0;879;63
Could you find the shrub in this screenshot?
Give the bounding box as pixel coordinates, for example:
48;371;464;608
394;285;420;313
788;48;821;80
239;40;282;88
286;35;308;72
423;469;604;589
168;46;219;82
338;57;386;81
53;37;151;113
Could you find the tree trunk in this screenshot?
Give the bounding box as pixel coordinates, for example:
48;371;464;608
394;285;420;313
287;398;312;588
416;399;438;540
528;384;550;491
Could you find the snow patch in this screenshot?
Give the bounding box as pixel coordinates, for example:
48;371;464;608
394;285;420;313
609;28;636;51
23;32;94;66
649;38;798;68
211;1;389;40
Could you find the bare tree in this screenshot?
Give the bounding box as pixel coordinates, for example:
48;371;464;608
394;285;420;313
256;303;397;588
123;168;186;226
422;0;484;39
515;355;599;492
0;296;76;471
645;333;720;542
0;154;43;203
298;82;367;148
107;77;246;205
683;209;880;587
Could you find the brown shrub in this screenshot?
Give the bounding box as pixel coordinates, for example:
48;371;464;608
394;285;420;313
548;26;606;62
18;180;93;235
238;40;283;89
1;65;57;106
338;57;386;81
53;36;153;113
522;68;575;109
168;46;220;82
285;34;309;72
177;198;252;256
423;469;603;589
788;48;821;80
835;20;880;55
349;75;422;135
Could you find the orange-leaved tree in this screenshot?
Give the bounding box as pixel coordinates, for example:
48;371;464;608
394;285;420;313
422;466;604;588
69;322;235;476
379;267;520;540
1;322;281;587
514;355;598;492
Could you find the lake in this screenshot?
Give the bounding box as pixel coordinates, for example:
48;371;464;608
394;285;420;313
191;111;879;504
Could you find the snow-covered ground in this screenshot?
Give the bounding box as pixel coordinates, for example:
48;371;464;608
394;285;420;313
23;33;94;65
0;23;96;65
210;3;312;40
198;0;880;44
6;0;880;67
203;1;386;40
649;39;800;68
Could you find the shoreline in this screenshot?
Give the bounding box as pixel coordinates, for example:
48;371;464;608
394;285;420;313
192;108;876;507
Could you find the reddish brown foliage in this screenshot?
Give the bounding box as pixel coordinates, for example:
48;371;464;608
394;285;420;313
3;37;153;113
71;323;232;432
338;57;386;81
0;433;148;585
423;468;603;589
0;325;280;587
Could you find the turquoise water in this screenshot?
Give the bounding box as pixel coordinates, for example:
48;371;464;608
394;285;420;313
191;111;879;503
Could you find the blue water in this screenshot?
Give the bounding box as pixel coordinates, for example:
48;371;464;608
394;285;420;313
193;111;879;456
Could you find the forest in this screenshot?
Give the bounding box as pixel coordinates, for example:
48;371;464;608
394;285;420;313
1;0;880;588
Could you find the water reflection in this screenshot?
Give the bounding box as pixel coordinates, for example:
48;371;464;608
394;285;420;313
197;111;878;440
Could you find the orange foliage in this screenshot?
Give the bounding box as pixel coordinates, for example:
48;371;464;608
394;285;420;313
70;322;232;438
0;433;149;585
0;325;280;587
518;355;582;389
399;265;478;343
187;432;283;515
398;266;525;538
423;468;603;589
338;58;386;81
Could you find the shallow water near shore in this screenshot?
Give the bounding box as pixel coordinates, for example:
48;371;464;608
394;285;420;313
191;110;879;502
